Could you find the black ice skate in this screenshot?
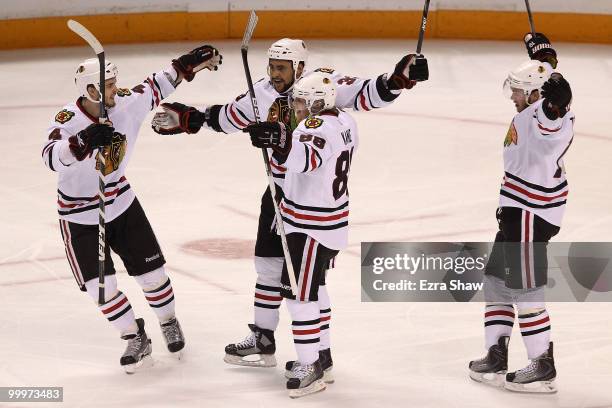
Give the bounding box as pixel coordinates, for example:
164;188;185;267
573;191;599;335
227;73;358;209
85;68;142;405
505;342;557;393
160;317;185;358
120;318;153;374
286;348;334;384
469;336;509;387
287;359;326;398
223;324;276;367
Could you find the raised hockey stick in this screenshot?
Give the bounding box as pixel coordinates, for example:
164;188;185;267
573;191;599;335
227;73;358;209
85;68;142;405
240;10;299;297
416;0;431;55
524;0;537;35
67;20;107;306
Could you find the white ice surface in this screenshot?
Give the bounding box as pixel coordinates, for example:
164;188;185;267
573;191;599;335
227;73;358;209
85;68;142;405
1;39;611;408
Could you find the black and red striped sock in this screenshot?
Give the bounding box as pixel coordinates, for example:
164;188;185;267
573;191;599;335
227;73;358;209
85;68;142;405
484;303;515;349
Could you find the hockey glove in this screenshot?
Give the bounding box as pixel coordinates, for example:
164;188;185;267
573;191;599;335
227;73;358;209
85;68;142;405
245;121;292;156
524;32;558;69
541;73;572;119
388;54;429;90
172;45;223;82
69;123;114;161
151;102;205;135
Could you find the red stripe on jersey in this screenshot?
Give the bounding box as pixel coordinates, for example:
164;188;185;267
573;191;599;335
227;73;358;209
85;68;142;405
538;123;562;133
503;181;568;202
102;296;128;314
310;147;317;170
229;104;248;128
61;220;83;286
320;316;331;322
57;188;121;208
269;159;287;172
519;316;550;328
145;287;173;302
255;293;283;301
280;203;349;222
293;328;320;335
146;78;160;106
300;239;315;301
359;92;370;111
484;310;515;318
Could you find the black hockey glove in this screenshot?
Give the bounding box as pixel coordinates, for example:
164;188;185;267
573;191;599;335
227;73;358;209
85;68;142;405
541;73;572;119
151;102;205;135
244;121;292;156
388;54;429;90
69;123;114;161
524;32;558;69
172;45;222;82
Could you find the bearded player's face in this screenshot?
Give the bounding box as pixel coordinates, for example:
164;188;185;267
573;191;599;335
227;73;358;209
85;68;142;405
87;78;117;108
268;59;295;93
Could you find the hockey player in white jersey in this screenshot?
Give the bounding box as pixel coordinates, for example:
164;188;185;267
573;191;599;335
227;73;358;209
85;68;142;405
42;45;222;372
151;38;428;369
468;33;573;393
245;72;357;398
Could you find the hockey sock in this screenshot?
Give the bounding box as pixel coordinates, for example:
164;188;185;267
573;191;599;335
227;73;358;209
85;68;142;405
518;308;551;359
99;291;138;336
317;284;331;350
253;257;284;331
484;303;515;349
135;268;175;323
286;299;320;365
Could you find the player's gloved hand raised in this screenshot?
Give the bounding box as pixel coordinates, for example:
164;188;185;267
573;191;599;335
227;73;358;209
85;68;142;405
172;45;223;82
244;121;292;156
151;102;205;135
524;32;558;69
541;73;572;119
388;54;429;90
69;123;114;161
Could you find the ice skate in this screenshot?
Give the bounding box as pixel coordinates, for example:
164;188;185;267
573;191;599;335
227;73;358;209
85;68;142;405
469;336;509;387
160;317;185;359
120;318;153;374
286;348;334;383
224;324;276;367
287;360;326;398
505;342;557;394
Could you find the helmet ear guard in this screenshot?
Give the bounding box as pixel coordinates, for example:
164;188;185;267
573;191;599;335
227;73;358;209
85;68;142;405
75;58;118;102
503;60;551;105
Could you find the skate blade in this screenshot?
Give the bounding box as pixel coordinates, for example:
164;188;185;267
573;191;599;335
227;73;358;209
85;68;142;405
224;353;277;368
289;380;326;399
123;355;154;374
504;379;557;394
469;370;506;388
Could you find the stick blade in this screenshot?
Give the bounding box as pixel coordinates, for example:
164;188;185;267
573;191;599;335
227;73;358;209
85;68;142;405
67;19;104;54
241;10;258;50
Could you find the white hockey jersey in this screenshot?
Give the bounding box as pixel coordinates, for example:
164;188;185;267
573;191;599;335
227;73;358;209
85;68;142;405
278;110;359;250
42;67;177;225
499;98;575;226
202;68;399;186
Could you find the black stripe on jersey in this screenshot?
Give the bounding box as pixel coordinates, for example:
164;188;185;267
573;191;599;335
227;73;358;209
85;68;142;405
292;318;321;326
521;326;551;336
294;338;319;344
282;216;348;231
58;178;128;201
223;105;243;131
254;302;281;309
314;149;323;168
499;190;566;209
484;320;515;327
302;144;310;173
376;74;400;102
364;79;378;109
353;81;369;111
505;172;568;193
255;283;281;292
235;106;251;124
58;184;131;215
320;324;330;331
283;197;348;213
152;74;164;100
48;145;56;172
273;173;285;179
42;140;56;157
320;308;331;314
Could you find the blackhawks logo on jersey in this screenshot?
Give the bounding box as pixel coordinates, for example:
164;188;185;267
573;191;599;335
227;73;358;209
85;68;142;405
267;97;298;130
305;117;323;129
504;123;518;147
96;132;127;176
55;109;75;124
116;88;132;97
